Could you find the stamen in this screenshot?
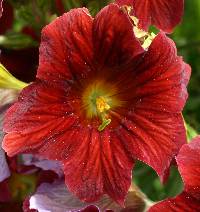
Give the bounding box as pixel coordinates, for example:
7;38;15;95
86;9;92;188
96;96;110;113
96;96;111;131
82;81;121;131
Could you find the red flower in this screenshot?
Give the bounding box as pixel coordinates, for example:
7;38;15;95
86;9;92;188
149;136;200;211
2;4;190;204
0;0;14;34
115;0;184;33
0;0;3;18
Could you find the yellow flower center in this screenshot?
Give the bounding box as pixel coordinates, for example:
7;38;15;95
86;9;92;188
96;96;110;113
95;96;112;131
81;80;122;131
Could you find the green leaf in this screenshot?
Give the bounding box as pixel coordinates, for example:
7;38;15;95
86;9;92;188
186;123;198;141
0;32;38;49
133;161;183;201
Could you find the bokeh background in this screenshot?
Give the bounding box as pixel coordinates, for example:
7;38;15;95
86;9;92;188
0;0;199;210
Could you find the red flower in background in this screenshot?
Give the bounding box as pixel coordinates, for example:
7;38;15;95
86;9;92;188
3;3;190;204
0;0;38;83
0;0;14;34
149;136;200;212
0;0;3;18
116;0;184;33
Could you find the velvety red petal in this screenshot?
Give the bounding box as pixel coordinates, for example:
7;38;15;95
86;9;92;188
0;0;2;18
64;128;133;205
3;81;79;158
116;0;184;33
93;3;144;67
176;136;200;200
114;33;188;180
37;8;93;81
116;112;186;181
183;63;191;86
148;192;200;212
115;0;133;6
0;1;14;34
133;33;189;113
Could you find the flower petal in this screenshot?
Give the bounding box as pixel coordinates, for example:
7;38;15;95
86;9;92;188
0;1;14;34
117;112;186;181
115;0;133;5
0;89;18;182
133;33;189;113
0;0;2;18
149;136;200;211
37;8;93;82
116;0;184;33
23;197;38;212
63;129;133;204
0;148;10;182
93;3;144;67
29;180;92;212
3;81;79;158
148;192;200;212
183;63;191;86
176;136;200;199
22;154;63;178
115;33;188;180
29;180;145;212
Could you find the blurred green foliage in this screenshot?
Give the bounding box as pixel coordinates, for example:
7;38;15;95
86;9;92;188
134;162;183;202
172;0;200;133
